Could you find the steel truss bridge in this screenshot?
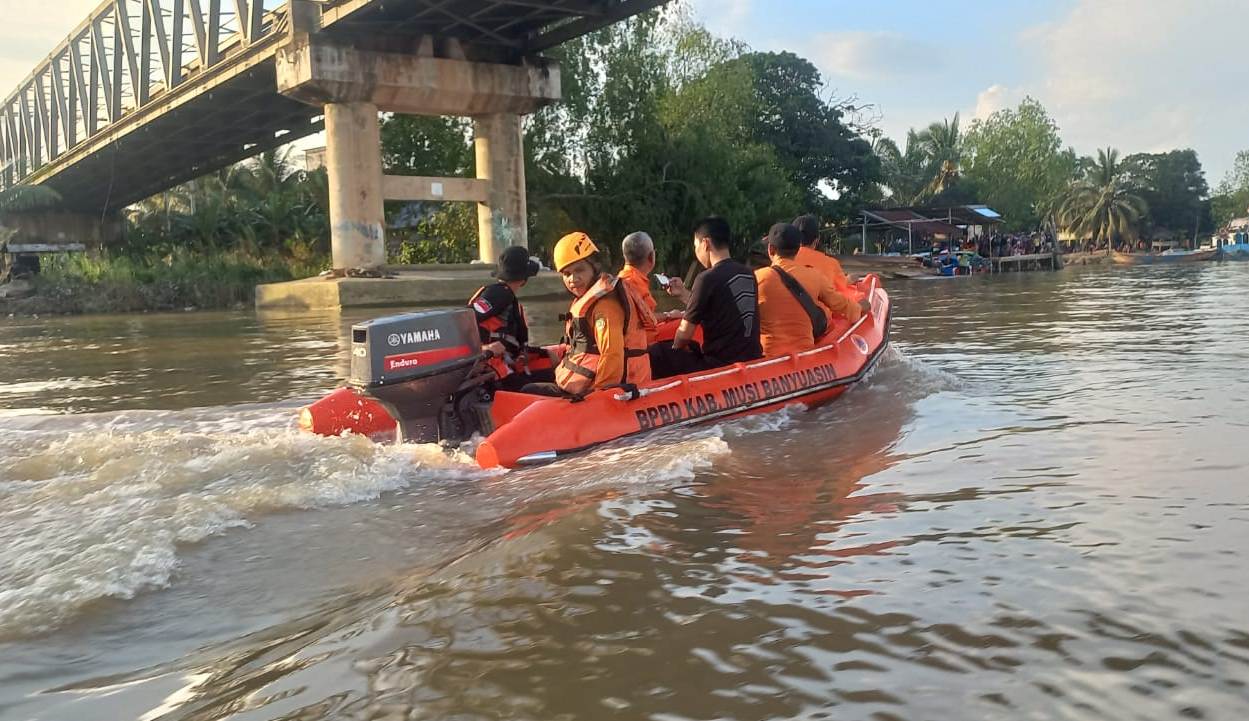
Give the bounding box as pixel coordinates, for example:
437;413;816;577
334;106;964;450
0;0;666;213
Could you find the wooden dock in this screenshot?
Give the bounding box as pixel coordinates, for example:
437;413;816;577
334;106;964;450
991;252;1062;272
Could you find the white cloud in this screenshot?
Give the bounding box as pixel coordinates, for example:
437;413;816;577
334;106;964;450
808;31;941;81
1024;0;1249;178
971;84;1023;122
689;0;754;38
0;1;97;97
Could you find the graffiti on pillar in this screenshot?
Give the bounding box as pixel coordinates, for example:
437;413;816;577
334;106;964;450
335;221;384;241
494;216;520;247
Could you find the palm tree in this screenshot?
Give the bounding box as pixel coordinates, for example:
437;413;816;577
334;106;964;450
1059;147;1149;254
875;130;931;205
1;185;62;247
0;185;61;214
915;113;963;201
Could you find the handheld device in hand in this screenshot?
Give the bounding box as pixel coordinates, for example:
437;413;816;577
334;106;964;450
654;273;671;288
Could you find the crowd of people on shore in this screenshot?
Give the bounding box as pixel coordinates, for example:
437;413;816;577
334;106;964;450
467;216;871;398
969;231;1057;258
880;231;1059;258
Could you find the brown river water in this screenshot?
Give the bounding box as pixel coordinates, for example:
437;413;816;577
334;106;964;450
1;263;1247;720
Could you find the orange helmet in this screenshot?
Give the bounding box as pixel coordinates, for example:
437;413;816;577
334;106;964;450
553;232;599;272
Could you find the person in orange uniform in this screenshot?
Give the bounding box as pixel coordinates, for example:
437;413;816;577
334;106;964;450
521;232;653;397
755;223;869;357
793;214;852;292
616;232;664;342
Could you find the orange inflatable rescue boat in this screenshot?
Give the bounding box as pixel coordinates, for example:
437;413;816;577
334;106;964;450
300;275;891;468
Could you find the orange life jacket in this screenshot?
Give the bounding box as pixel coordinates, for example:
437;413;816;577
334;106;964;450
555;274;653;395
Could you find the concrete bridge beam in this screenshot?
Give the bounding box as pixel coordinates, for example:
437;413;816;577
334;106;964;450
324;102;387;270
276;38;559;270
473;114;528;262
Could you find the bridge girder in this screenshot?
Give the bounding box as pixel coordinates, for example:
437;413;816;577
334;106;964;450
1;0;673;215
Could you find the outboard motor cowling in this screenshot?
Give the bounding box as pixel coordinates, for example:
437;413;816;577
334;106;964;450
349;309;482;443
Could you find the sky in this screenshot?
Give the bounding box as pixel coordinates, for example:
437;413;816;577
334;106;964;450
2;0;1246;184
689;0;1249;185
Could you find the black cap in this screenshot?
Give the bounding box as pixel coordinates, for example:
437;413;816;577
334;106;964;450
767;223;803;253
493;245;540;281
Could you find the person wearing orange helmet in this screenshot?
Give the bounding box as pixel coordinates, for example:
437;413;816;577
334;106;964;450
521;232;654;397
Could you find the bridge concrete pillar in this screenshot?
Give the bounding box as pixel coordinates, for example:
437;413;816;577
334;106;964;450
324;101;386;271
473;113;527;262
277;39;560;271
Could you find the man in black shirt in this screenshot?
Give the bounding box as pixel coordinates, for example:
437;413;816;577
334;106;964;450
648;216;762;379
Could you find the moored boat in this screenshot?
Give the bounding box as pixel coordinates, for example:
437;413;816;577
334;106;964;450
301;275;891;469
1216;242;1249;260
1111;249;1216;265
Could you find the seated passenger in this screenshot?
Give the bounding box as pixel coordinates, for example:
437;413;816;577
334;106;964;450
521;232;653;397
648;216;762;379
755;223;868;357
468;246;554;391
616;231;666;342
792;214;852;291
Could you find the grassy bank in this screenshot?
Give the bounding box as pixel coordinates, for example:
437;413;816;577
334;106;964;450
2;250;326;315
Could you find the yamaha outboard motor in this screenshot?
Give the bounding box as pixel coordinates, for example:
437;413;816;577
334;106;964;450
349;309;487;444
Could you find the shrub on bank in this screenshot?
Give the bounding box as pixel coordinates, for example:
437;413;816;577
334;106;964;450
7;250;326;315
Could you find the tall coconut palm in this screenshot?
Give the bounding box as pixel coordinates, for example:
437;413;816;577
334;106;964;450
1081;146;1131;187
0;185;61;214
915;113;963;201
1;185;62;246
875;130;930;205
1059;147;1149;253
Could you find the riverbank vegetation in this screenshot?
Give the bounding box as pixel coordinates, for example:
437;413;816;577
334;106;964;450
385;11;880;269
5;2;1249;317
11;251;321;315
872;97;1245;250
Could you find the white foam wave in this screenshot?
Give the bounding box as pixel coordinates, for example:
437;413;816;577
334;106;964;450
0;424;481;640
882;344;968;391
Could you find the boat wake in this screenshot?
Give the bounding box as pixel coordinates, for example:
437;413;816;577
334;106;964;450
0;405;485;641
0;344;931;644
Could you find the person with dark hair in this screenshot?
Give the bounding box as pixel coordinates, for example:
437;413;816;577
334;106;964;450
756;223;867;357
648;216;762;378
468;246;553;391
522;232;653;397
792;214;852;292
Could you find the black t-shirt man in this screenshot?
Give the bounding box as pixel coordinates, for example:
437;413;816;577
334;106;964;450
648;216;763;379
683;258;761;365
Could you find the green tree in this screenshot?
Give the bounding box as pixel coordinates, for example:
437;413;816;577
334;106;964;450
963;98;1078;231
1211;150;1249;229
380;115;472;176
1123;149;1211;243
0;185;61;214
874;130;930;205
379;115;477;263
719;51;879;217
1059;147;1149;252
916;113;964;200
526;11;808;270
0;185;63;250
373;9;878;269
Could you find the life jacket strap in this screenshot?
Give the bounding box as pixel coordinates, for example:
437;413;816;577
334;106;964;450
559;357;598;380
771;265;829;339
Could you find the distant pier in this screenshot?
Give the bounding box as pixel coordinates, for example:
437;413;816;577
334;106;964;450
990;252;1062;272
